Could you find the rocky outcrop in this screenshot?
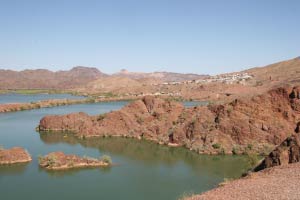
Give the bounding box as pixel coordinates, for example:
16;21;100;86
38;152;111;170
254;120;300;172
38;86;300;154
0;147;32;165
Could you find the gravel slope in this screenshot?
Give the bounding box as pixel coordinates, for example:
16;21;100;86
187;163;300;200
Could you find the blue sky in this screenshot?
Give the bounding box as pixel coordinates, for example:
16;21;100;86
0;0;299;75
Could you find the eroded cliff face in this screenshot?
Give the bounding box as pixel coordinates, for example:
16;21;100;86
38;86;300;154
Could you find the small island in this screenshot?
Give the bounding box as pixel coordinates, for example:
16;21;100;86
38;152;112;170
0;147;32;165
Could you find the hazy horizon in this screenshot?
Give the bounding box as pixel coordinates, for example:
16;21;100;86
0;0;299;75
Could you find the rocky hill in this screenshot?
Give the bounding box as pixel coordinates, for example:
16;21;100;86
76;76;160;95
113;69;209;82
245;56;300;87
38;85;300;155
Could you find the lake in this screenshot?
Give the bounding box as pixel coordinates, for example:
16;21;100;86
0;96;249;200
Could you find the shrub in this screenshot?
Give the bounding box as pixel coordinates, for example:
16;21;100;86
86;98;96;103
100;155;112;165
219;178;233;186
247;152;259;167
67;160;74;167
178;191;194;200
227;107;233;114
20;106;26;111
47;155;57;166
219;147;225;155
247;143;253;150
261;144;274;156
232;146;238;155
136;116;144;124
83;155;97;162
97;114;106;121
38;155;44;164
212;143;221;149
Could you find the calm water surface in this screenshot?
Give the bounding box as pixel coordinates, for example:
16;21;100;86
0;96;249;200
183;101;208;107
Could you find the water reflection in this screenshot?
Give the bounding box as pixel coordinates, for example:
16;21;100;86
0;163;30;176
39;131;250;179
38;165;112;177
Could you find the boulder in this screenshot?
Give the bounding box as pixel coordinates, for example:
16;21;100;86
254;133;300;172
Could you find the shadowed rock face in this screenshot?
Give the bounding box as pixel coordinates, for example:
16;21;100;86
39;86;300;154
254;134;300;171
254;122;300;172
295;122;300;133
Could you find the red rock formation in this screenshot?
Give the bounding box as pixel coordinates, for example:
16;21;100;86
254;121;300;172
0;147;32;165
38;152;111;170
38;86;300;154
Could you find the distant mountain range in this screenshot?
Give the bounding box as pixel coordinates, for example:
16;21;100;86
0;66;107;89
0;57;299;92
0;67;208;90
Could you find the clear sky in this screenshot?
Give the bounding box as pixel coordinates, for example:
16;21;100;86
0;0;299;75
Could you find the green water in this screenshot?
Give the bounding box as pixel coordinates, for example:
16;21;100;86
0;100;249;200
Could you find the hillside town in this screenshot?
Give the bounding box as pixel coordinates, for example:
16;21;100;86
157;72;253;86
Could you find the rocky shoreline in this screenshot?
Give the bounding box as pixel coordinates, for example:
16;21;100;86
38;85;300;155
0;147;32;165
0;96;135;113
38;152;112;170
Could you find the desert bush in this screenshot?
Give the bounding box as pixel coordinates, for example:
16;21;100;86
38;155;44;164
232;146;238;155
20;106;26;111
67;160;74;167
212;143;221;149
219;147;225;155
219;178;233;186
100;155;112;165
47;155;57;166
136;116;144;124
247;143;253;150
247;152;259;167
177;191;195;200
97;114;106;121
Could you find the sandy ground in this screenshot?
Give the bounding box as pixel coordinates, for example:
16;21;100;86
187;163;300;200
